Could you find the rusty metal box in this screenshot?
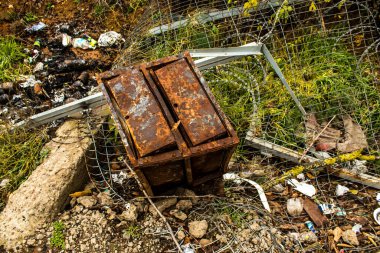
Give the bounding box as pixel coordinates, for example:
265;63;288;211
97;52;239;195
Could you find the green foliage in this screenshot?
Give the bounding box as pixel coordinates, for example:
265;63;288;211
215;200;247;227
0;36;29;81
23;12;38;23
94;3;106;17
0;126;49;211
50;221;65;250
123;225;141;239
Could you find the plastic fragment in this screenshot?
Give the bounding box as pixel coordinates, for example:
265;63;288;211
19;75;41;88
335;185;349;196
376;192;380;203
351;224;362;233
98;31;125;47
62;33;72;47
287;198;303;216
374;208;380;226
305;221;316;233
223;173;271;212
73;36;97;49
287;178;316;197
26;22;47;32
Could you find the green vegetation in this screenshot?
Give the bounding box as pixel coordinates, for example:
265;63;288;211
50;221;65;250
23;12;38;23
0;36;29;82
215;200;247;227
0;126;49;211
123;225;141;239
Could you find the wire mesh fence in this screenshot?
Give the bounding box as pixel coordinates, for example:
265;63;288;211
85;0;380;251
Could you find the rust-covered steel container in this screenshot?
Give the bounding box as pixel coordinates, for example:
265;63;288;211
97;52;239;196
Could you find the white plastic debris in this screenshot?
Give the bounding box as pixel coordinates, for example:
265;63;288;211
62;33;72;47
19;75;41;88
296;173;305;181
376;192;380;203
352;224;362;233
0;179;10;188
374;208;380;225
98;31;124;47
287;178;316;197
224;173;271;212
73;37;97;49
111;170;128;185
349;160;368;174
33;62;44;73
25;22;47;32
335;184;350;196
181;243;195;253
286;198;303;216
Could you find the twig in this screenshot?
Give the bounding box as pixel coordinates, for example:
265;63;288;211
299;115;336;162
123;160;184;253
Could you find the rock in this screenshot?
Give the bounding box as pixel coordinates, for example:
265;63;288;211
176;200;192;211
298;231;318;243
216;234;228;243
33;62;44;73
36;234;44;240
119;204;138;221
177;230;185;240
77;196;97;208
0;178;10;187
149;197;177;215
342;230;359;246
176;188;199;204
26;239;36;245
199;239;211;247
0;82;14;92
77;71;89;84
97;192;113;206
188;220;208;239
169;209;187;221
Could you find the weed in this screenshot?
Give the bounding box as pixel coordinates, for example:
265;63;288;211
94;3;107;17
50;221;65;250
215;200;247;227
0;36;30;82
23;12;38;23
123;225;141;239
46;2;55;10
0;126;49;211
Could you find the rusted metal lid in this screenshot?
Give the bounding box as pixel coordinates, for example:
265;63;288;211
154;58;227;146
105;68;176;157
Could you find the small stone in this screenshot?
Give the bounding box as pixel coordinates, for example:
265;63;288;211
27;239;36;245
170;209;187;221
216;234;228;243
119;204;138;221
77;196;97;208
272;184;285;193
149;197;177;215
176;200;192;211
33;62;44;73
36;234;44;240
78;71;89;84
299;231;318;243
97;192;113;206
342;230;359;246
72;80;84;89
249;222;260;231
177;230;185;240
188;220;208;238
0;178;10;187
199;239;211;247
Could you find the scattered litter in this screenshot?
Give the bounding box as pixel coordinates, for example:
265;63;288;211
318;203;346;216
52;90;65;104
27;49;40;63
376;192;380;203
351;224;362;233
305;221;317;233
0;179;10;188
348;160;368;174
111;171;129;185
374;208;380;225
62;33;72;47
25;22;47;33
287;179;316;197
182;243;195;253
223;173;271;212
286;198;303;216
98;31;124;47
303;198;328;227
33;62;44;73
73;36;97;49
19;75;41;88
335;185;350;196
296;173;305;181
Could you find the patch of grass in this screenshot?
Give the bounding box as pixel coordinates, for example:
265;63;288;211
0;126;49;211
50;221;65;250
0;36;30;82
215;200;247;227
123;225;141;239
93;3;107;17
23;12;38;23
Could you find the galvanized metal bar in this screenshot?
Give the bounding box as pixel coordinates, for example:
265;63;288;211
188;45;262;57
245;133;380;189
261;45;307;116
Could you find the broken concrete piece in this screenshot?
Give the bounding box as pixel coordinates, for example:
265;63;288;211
0;120;91;250
302;198;328;227
189;220;208;238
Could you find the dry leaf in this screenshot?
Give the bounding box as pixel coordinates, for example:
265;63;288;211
332;227;343;242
